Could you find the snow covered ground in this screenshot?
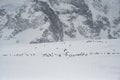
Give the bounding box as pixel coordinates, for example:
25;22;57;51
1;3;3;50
0;39;120;80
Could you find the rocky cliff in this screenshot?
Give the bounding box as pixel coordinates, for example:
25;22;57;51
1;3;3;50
0;0;120;44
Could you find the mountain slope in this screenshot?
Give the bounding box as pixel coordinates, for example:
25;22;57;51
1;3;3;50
0;0;120;45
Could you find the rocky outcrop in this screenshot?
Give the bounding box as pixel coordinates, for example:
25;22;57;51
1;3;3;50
34;1;63;41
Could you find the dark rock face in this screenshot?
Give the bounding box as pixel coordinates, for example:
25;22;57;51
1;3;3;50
92;0;109;14
69;0;94;38
0;9;6;16
70;0;94;28
34;1;63;41
0;0;120;44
